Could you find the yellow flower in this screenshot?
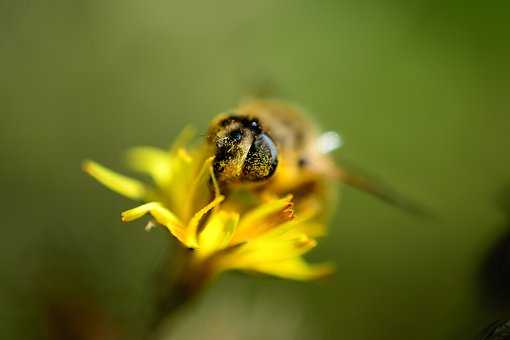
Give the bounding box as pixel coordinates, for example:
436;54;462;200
83;134;332;281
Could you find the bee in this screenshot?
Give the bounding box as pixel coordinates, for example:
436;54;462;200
207;99;427;216
207;100;336;201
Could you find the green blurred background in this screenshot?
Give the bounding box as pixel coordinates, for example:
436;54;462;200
1;0;510;339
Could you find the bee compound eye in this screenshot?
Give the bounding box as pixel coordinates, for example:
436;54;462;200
242;133;278;181
229;129;243;142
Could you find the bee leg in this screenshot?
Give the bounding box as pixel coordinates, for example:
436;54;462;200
334;165;433;217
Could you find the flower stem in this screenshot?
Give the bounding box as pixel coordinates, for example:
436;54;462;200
145;246;212;340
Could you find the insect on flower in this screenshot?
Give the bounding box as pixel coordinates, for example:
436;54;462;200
83;99;425;286
83;123;332;282
82;99;428;332
206;100;340;219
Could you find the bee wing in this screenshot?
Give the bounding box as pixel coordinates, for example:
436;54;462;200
315;131;343;154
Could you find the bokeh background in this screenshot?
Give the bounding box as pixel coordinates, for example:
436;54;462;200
1;0;510;339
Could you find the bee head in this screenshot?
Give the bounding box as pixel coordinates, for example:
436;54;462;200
208;115;278;183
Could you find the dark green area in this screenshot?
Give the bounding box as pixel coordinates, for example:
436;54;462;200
1;0;509;339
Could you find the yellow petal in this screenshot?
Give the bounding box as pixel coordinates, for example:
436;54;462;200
176;148;193;163
126;147;172;187
189;157;216;209
121;202;186;244
184;195;225;248
231;195;294;244
162;147;196;218
248;257;334;280
83;160;148;200
169;126;196;153
197;210;239;258
260;218;326;241
174;154;217;221
222;234;317;269
242;203;325;242
238;195;294;228
294;222;326;238
266;201;325;239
